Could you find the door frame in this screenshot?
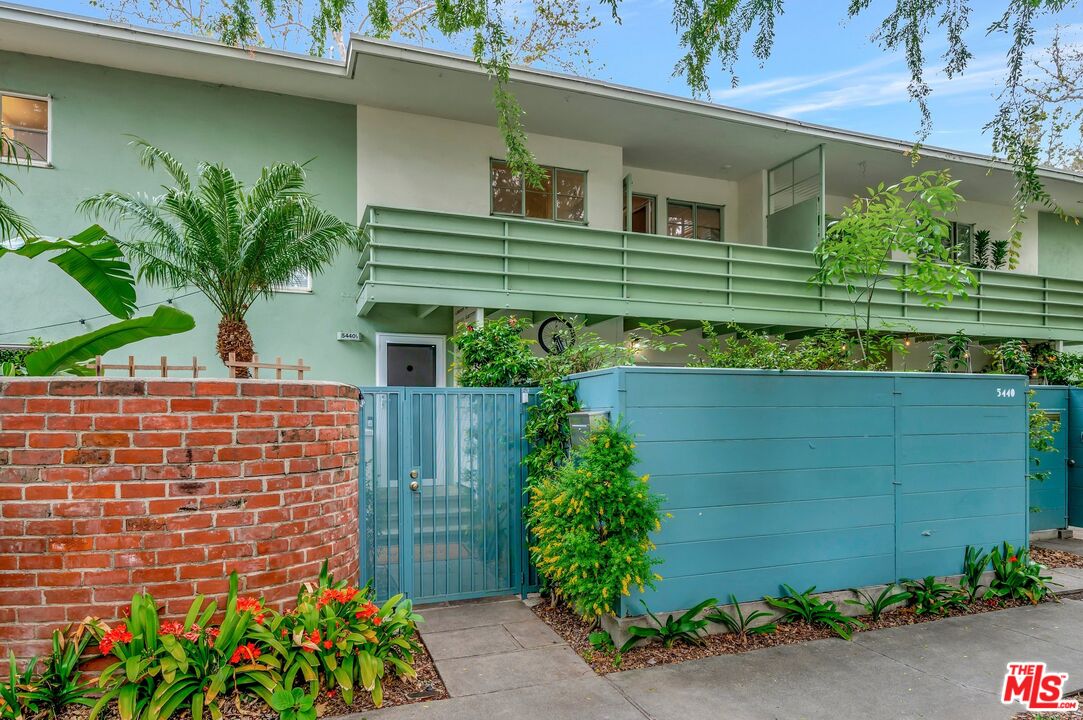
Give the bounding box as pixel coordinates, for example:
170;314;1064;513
374;333;447;387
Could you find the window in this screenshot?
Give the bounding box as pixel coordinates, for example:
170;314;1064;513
274;268;312;293
946;221;974;263
490;159;586;223
666;200;723;241
624;193;656;234
1;93;49;165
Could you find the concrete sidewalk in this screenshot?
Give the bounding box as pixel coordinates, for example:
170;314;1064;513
349;596;1083;720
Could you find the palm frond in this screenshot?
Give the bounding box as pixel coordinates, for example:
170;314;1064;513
127;137;192;192
80;143;356;325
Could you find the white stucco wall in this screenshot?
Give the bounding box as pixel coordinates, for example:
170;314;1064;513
824;193;1039;275
736;170;767;246
621;166;738;240
357;104;624;230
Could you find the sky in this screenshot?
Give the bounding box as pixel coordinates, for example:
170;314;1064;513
22;0;1072;156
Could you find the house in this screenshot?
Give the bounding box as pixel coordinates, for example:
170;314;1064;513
3;1;1083;385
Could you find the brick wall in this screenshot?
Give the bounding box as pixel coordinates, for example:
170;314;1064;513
0;378;359;659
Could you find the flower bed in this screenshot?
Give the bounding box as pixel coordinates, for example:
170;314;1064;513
2;564;446;720
535;594;1053;675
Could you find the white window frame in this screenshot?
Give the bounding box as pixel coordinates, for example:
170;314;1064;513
272;269;313;294
0;91;52;168
375;333;447;387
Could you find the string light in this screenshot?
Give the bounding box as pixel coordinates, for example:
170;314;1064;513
0;291;199;338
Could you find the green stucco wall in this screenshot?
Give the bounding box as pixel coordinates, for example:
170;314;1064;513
0;52;444;384
1038;211;1083;280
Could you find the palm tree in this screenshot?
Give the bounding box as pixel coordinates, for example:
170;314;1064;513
81;140;359;376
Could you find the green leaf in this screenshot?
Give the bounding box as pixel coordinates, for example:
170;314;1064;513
24;305;195;376
0;225;137;318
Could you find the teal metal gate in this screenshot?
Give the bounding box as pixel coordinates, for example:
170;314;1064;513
1031;387;1069;532
358;387;530;604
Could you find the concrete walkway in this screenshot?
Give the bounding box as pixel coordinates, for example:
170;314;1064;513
350;594;1083;720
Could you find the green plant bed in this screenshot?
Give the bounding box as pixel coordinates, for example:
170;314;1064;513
2;564;446;720
533;593;1055;675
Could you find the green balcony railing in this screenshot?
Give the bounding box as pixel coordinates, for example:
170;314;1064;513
357;206;1083;342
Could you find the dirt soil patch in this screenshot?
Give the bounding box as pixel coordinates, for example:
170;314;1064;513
52;635;447;720
533;596;1049;675
1033;545;1083;569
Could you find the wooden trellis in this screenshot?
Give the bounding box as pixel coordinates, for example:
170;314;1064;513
225;353;310;379
94;356;207;378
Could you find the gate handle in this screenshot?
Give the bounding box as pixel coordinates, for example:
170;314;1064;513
409;481;420;492
1069;459;1077;467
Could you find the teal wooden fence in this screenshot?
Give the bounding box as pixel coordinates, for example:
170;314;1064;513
571;367;1030;616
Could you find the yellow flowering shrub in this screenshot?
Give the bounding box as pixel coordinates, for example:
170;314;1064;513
527;421;664;618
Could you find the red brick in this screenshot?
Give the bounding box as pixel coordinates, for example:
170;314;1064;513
52;502;103;518
48;380;97;396
133;432;183;448
27;432;77;448
25;398;71;414
141;415;188;430
120;483;167;499
114;449;163;464
100;380;146;396
61;448;110;465
121;399;167;414
83;432;131;448
186;431;233;446
171;398;213;412
70;484;117;500
3;416;45;430
192;381;238;396
0;432;25;447
190;414;235;429
46;415;93;431
94;415;140;430
240;384;280;397
75;398;120;413
24;485;68;501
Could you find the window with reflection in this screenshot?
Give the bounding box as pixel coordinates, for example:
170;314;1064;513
1;93;49;164
490;159;586;223
666;200;722;241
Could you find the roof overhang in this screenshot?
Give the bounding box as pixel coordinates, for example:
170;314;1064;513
1;1;1081;206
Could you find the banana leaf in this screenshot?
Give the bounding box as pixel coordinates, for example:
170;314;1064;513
24;305;194;376
1;225;136;319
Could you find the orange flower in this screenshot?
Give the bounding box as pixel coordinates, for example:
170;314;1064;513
229;642;261;665
98;624;133;655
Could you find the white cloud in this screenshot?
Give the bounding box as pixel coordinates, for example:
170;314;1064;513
711;55;897;102
762;54;1006;118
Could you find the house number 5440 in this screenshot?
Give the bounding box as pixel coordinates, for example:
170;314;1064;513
997;387;1017;398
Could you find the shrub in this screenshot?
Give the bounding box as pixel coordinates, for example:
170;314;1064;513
527;421;665;618
619;598;717;652
961;545;992;602
705;595;777;636
902;576;967;616
986;542;1056;604
845;585;910;621
247;564;422;707
450;315;536;387
764;585;864;640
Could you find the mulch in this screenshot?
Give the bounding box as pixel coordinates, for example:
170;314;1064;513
533;595;1049;675
1032;544;1083;570
50;635;447;720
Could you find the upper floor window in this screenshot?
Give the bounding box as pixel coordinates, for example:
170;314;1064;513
274;268;312;293
490;159;586;223
0;93;50;165
667;200;722;241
